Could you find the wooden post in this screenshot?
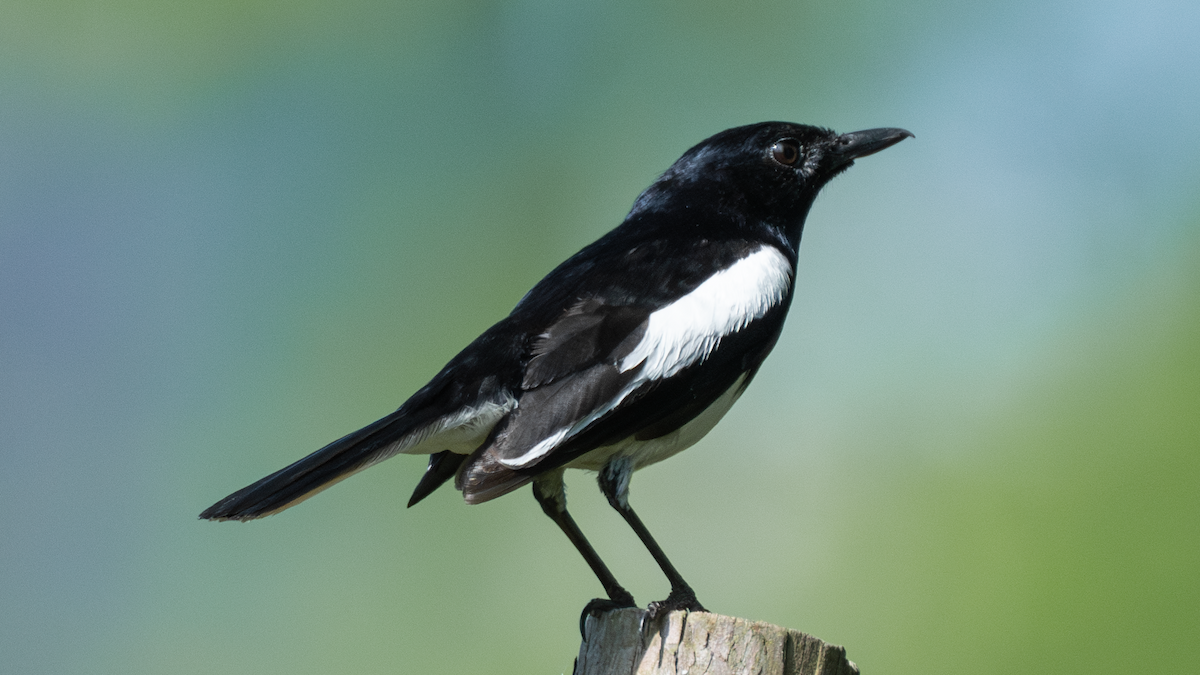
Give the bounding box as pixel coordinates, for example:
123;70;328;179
574;609;859;675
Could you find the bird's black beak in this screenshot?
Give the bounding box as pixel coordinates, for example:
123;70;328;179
826;127;914;168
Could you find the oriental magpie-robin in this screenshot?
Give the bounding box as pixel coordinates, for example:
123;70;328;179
201;122;911;617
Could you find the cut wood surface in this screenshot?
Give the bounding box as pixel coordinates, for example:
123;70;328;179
574;609;859;675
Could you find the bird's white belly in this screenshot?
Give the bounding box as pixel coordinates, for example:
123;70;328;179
565;372;749;472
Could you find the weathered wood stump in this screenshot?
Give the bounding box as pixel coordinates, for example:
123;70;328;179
575;609;859;675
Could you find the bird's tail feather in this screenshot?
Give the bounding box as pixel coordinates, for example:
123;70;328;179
199;410;428;521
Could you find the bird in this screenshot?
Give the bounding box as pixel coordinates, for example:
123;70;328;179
201;121;911;620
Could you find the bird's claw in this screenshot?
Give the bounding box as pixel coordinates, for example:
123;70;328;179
645;587;706;621
579;593;637;639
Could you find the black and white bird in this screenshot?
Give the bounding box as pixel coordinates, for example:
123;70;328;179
201;121;911;617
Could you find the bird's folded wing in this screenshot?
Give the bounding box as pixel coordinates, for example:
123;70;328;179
489;298;650;468
488;244;794;472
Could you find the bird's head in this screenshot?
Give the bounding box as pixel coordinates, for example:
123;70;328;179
629;122;912;246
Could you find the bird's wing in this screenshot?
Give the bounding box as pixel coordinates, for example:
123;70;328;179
457;243;794;502
489;298;651;466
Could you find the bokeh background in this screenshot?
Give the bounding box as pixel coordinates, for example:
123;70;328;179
3;1;1198;673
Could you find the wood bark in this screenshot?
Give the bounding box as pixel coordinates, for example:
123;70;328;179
574;609;859;675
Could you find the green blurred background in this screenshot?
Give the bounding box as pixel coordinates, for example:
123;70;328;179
2;1;1198;673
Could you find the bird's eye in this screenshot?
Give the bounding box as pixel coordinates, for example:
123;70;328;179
770;139;800;166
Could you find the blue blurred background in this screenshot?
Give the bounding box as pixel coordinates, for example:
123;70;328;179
2;1;1197;673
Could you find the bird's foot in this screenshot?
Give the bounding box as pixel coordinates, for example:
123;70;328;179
579;591;637;639
646;586;706;621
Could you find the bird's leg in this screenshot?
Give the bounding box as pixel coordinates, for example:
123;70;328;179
598;458;707;617
532;471;635;635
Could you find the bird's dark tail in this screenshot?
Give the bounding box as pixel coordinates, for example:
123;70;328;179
200;410;428;521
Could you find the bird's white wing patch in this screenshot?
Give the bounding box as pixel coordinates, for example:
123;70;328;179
496;245;791;470
619;245;792;378
499;427;570;468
